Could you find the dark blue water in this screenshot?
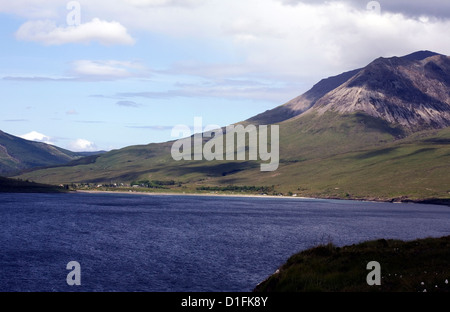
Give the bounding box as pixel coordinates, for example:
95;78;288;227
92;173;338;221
0;192;449;292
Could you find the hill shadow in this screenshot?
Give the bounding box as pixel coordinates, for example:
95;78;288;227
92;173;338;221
353;147;399;160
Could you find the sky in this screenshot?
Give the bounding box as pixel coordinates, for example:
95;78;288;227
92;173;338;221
1;0;450;152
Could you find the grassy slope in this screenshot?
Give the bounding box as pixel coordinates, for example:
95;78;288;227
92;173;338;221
237;124;450;201
14;112;450;201
254;236;450;292
0;130;80;176
193;113;450;201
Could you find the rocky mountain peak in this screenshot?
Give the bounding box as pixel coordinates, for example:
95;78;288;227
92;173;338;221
312;52;450;131
248;51;450;132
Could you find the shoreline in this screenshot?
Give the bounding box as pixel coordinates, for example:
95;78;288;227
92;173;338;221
75;189;317;200
74;190;450;206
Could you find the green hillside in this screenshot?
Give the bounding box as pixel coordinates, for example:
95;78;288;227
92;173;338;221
14;112;450;202
0;130;81;176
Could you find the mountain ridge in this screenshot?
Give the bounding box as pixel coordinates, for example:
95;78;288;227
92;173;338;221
0;130;82;176
250;50;450;131
247;68;362;125
311;53;450;130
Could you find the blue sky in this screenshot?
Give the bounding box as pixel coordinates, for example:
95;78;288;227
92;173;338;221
2;0;450;151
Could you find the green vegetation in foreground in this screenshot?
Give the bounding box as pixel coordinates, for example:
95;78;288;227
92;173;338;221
0;176;69;193
254;236;450;292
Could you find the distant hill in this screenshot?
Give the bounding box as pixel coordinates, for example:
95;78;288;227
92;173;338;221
77;151;108;157
15;51;450;202
0;130;83;176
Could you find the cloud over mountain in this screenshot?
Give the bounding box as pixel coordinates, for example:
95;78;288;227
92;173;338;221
67;139;97;152
20;131;54;145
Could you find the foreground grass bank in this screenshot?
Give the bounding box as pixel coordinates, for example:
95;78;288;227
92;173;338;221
254;236;450;292
0;176;68;193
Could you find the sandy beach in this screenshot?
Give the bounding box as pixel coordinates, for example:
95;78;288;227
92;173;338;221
75;189;316;200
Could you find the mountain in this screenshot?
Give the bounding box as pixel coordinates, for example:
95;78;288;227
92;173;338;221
0;130;81;176
312;53;450;131
248;68;362;125
15;51;450;202
250;50;450;130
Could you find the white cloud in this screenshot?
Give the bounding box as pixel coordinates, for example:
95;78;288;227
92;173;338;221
84;0;450;83
67;139;98;152
6;0;450;97
20;131;54;145
3;59;148;82
71;60;146;79
15;18;135;46
0;0;62;19
214;1;450;81
124;0;206;7
277;0;450;19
